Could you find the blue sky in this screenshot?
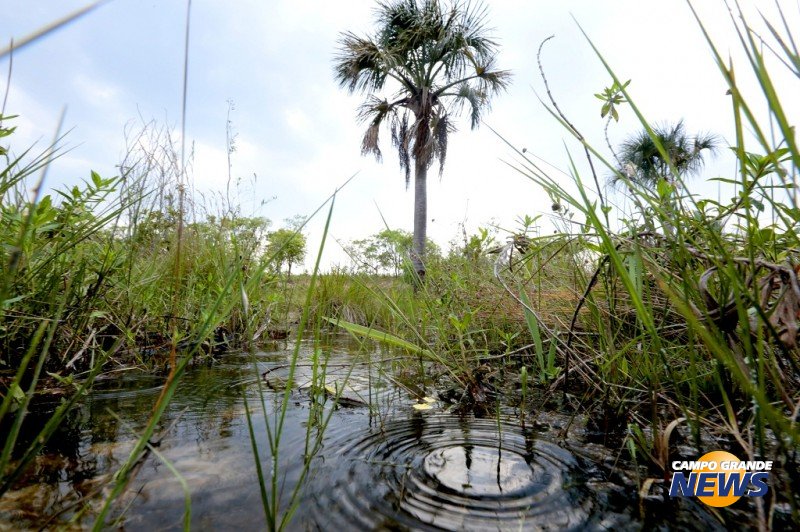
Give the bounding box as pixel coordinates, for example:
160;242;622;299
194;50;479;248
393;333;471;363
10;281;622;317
1;1;798;269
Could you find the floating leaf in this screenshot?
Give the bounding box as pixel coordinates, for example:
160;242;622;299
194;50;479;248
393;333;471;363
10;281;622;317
412;403;433;411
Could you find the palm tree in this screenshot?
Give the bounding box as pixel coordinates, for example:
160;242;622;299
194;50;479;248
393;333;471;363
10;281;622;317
615;120;719;188
334;0;510;283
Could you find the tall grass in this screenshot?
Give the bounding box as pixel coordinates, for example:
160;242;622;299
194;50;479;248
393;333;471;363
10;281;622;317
0;114;265;496
244;192;336;531
489;2;800;528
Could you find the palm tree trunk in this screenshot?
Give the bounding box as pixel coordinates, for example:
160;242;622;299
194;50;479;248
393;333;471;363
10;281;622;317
411;158;427;285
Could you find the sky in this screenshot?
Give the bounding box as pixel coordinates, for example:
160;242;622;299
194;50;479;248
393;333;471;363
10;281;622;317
1;1;798;271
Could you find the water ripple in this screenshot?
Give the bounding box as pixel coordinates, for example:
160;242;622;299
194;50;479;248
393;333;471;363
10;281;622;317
304;414;596;531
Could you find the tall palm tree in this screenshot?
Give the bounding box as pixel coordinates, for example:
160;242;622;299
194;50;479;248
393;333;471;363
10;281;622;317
615;120;719;188
334;0;510;282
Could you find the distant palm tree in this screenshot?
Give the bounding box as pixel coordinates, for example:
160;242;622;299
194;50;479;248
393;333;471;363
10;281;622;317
334;0;510;282
615;120;719;188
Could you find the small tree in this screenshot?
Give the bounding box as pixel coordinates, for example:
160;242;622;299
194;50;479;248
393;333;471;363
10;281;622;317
214;215;271;259
267;228;306;279
615;121;718;188
346;228;439;275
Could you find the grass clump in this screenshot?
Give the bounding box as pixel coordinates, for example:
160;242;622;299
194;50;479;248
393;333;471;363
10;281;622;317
0;118;291;506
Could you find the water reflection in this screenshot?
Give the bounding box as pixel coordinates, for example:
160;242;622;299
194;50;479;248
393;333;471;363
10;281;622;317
303;414;601;531
1;336;671;530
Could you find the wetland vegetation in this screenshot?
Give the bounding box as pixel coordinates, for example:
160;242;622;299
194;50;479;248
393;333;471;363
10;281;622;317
2;0;800;530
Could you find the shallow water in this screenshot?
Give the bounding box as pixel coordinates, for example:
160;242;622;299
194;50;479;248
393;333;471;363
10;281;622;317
0;335;724;530
305;415;599;530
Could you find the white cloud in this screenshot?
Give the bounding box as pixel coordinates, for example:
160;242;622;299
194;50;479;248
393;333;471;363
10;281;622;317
283;108;312;137
72;74;121;106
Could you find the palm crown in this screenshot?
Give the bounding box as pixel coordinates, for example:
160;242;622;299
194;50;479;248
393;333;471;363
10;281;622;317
616;120;719;187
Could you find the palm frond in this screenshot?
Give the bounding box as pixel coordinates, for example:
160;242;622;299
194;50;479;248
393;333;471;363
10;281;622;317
475;58;512;94
362;122;383;162
334;32;388;93
458;1;495;60
358;96;399;161
454;83;482;129
391;110;412;186
431;109;453;177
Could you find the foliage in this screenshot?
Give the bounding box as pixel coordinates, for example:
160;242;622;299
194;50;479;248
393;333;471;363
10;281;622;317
0;120;283;505
458;226;497;263
4;2;800;530
267;227;307;278
344;228;439;275
594;79;629;122
0;114;16;156
205;214;271;260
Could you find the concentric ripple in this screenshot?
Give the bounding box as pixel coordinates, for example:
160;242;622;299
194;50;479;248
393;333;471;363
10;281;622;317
304;415;594;531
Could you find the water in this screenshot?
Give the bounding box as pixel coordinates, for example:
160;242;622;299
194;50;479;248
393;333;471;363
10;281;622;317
304;416;600;530
0;335;722;530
